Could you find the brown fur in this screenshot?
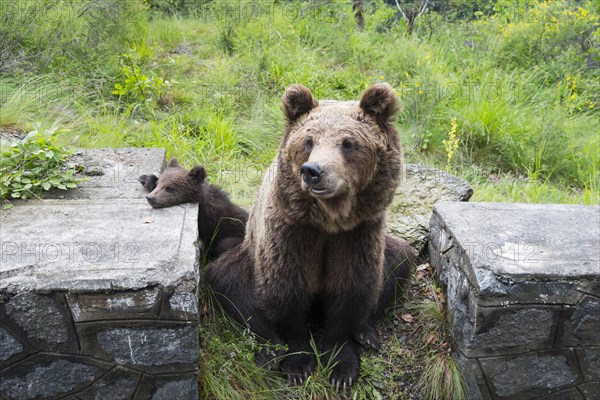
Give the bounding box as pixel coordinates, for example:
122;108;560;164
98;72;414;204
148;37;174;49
206;83;415;388
139;158;248;260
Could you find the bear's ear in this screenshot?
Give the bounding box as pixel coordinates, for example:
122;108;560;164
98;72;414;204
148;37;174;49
283;84;317;123
168;158;180;168
359;83;399;124
189;165;207;183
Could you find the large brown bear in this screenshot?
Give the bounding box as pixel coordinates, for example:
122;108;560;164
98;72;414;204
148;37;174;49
205;83;415;390
138;158;248;260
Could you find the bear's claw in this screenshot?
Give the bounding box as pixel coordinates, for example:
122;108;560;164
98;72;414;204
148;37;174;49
325;343;359;392
282;352;316;386
355;325;381;351
331;376;352;395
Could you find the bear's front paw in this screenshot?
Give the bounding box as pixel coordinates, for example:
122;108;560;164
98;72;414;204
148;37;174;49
355;324;381;351
326;344;359;394
138;174;159;192
281;352;316;385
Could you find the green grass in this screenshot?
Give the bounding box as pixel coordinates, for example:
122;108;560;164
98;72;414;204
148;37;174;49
2;1;597;204
1;0;599;398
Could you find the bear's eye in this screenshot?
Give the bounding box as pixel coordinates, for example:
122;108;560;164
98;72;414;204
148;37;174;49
341;138;356;152
165;186;175;193
304;137;314;151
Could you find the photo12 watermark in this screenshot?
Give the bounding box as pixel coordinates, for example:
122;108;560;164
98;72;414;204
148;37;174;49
1;241;140;265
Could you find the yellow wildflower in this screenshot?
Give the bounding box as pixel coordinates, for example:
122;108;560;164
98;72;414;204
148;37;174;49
443;118;459;171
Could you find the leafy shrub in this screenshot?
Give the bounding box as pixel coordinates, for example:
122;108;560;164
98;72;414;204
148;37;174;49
146;0;210;16
496;1;598;72
111;38;170;114
112;55;167;106
0;0;147;77
0;125;78;206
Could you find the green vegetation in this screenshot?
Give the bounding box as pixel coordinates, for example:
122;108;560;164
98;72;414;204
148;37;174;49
1;0;598;398
1;0;597;204
0;125;78;206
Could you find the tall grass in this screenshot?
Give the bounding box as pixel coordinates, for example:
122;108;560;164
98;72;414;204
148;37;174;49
0;76;84;131
3;0;596;205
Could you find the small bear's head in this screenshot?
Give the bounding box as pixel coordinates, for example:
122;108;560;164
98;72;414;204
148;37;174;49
145;158;206;208
279;83;401;203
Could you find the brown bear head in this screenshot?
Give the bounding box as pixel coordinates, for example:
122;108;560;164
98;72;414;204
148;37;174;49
277;83;402;231
145;158;206;208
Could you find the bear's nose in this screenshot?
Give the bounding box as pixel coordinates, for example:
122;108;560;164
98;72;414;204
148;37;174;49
146;194;154;203
300;162;323;185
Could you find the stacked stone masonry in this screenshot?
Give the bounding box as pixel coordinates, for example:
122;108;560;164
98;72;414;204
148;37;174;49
0;149;200;399
429;202;600;400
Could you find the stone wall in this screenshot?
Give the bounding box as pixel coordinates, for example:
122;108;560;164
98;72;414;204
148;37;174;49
429;202;600;400
1;288;198;400
0;149;201;399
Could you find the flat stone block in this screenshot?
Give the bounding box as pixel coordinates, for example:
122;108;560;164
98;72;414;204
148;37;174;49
1;200;197;295
77;322;198;373
66;288;162;321
45;148;166;200
430;202;599;286
135;373;199;400
75;366;141;400
556;296;600;347
162;290;199;321
0;327;24;364
1;292;77;354
479;350;581;399
466;306;557;356
0;354;112;400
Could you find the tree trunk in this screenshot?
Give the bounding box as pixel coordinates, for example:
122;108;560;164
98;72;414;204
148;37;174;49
353;0;364;31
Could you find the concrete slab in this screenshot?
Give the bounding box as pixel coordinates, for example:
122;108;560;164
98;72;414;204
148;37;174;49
45;148;166;200
431;202;599;287
0;200;197;296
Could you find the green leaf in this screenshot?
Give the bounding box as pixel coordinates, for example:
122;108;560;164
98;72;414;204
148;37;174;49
42;182;51;191
2;203;13;209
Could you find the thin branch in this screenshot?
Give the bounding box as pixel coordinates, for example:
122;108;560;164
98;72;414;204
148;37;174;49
394;0;409;22
417;0;429;18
